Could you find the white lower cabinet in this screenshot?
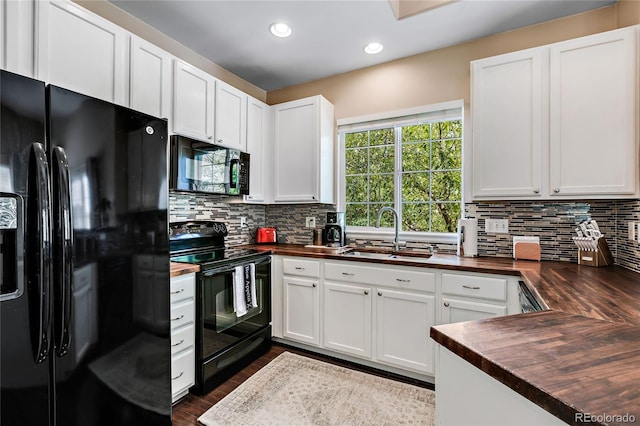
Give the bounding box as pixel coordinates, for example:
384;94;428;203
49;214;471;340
283;276;320;346
441;297;507;323
440;271;520;325
376;288;435;374
323;281;372;359
170;272;196;403
281;257;321;346
274;255;519;380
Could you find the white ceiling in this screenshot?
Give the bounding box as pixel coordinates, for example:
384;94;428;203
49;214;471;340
108;0;615;91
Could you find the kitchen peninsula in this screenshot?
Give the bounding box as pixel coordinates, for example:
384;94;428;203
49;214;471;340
251;244;640;425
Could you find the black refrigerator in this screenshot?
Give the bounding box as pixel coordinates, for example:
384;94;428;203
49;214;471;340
0;70;172;425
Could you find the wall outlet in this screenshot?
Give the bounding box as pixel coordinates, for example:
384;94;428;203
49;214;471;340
305;217;316;228
240;216;248;228
629;222;636;241
485;218;509;234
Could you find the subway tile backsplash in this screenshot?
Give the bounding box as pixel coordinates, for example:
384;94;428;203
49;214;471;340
169;192;640;274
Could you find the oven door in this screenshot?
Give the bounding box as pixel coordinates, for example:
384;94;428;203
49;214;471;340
198;255;271;361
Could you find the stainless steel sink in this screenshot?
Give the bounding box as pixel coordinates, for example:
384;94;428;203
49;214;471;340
343;251;432;263
387;254;433;263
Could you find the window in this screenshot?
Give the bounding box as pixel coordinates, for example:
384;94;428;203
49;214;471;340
339;102;463;237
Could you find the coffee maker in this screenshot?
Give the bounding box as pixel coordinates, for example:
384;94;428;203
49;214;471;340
324;212;346;247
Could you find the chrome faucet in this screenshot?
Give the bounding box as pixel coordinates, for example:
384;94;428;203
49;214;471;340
376;207;404;251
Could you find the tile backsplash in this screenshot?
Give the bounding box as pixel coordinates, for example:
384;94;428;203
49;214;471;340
169;192;640;274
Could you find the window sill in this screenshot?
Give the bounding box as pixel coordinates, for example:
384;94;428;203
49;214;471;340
346;228;458;245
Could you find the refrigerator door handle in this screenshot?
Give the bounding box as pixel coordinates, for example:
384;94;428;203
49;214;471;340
52;146;73;356
29;143;52;363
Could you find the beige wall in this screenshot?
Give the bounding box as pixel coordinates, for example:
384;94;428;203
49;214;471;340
74;0;267;102
267;3;638;120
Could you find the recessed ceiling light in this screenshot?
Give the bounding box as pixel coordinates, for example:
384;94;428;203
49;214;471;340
269;22;292;38
364;42;384;55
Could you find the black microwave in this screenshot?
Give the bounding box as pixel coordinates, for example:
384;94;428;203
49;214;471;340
169;135;250;195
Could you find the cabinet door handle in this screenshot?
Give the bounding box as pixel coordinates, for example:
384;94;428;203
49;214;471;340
312;283;317;288
396;278;411;283
171;288;185;294
462;285;480;290
342;272;354;276
553;188;560;193
172;371;184;381
533;188;540;194
364;290;369;295
171;314;185;321
378;291;382;296
218;139;223;143
207;135;213;140
171;339;185;347
444;302;450;307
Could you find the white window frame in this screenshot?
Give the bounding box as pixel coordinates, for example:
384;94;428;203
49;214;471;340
337;100;464;245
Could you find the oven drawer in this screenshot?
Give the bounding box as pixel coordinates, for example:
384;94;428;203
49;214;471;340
171;324;194;355
283;258;320;278
170;273;195;304
170;300;194;330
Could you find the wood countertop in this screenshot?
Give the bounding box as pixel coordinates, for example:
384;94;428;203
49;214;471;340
245;243;640;424
431;311;640;426
170;262;200;277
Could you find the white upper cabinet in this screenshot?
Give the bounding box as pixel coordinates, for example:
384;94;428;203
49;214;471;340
214;80;247;150
549;27;638;196
471;25;639;200
172;59;215;141
130;36;172;119
273;95;335;204
36;1;128;105
471;48;545;198
1;0;36;77
244;96;272;203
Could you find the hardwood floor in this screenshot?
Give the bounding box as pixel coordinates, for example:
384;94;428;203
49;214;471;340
171;343;434;425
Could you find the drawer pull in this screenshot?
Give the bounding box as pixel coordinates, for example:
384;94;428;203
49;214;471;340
378;291;382;296
171;314;185;321
462;285;480;290
444;302;450;307
342;272;354;276
312;283;317;288
171;288;185;294
364;290;369;295
396;278;411;283
171;339;185;347
295;266;305;270
171;371;184;381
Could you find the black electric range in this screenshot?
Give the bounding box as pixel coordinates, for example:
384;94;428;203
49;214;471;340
169;221;272;395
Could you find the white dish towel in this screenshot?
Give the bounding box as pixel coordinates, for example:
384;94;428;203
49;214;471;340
233;263;257;317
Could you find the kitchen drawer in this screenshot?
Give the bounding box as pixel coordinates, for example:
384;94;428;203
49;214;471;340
171;347;195;398
170;300;194;330
325;262;436;293
442;272;507;301
283;258;320;278
171;324;194;355
170;273;195;304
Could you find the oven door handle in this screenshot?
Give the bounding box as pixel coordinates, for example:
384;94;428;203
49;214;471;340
202;255;271;277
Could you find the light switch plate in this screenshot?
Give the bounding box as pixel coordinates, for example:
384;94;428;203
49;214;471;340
305;217;316;228
485;218;509;234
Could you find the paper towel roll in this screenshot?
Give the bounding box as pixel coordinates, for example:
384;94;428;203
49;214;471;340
457;218;478;257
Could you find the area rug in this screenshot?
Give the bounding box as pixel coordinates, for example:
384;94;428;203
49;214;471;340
198;351;435;425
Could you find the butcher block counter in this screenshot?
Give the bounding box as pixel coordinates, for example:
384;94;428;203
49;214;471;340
248;244;640;425
170;262;200;277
